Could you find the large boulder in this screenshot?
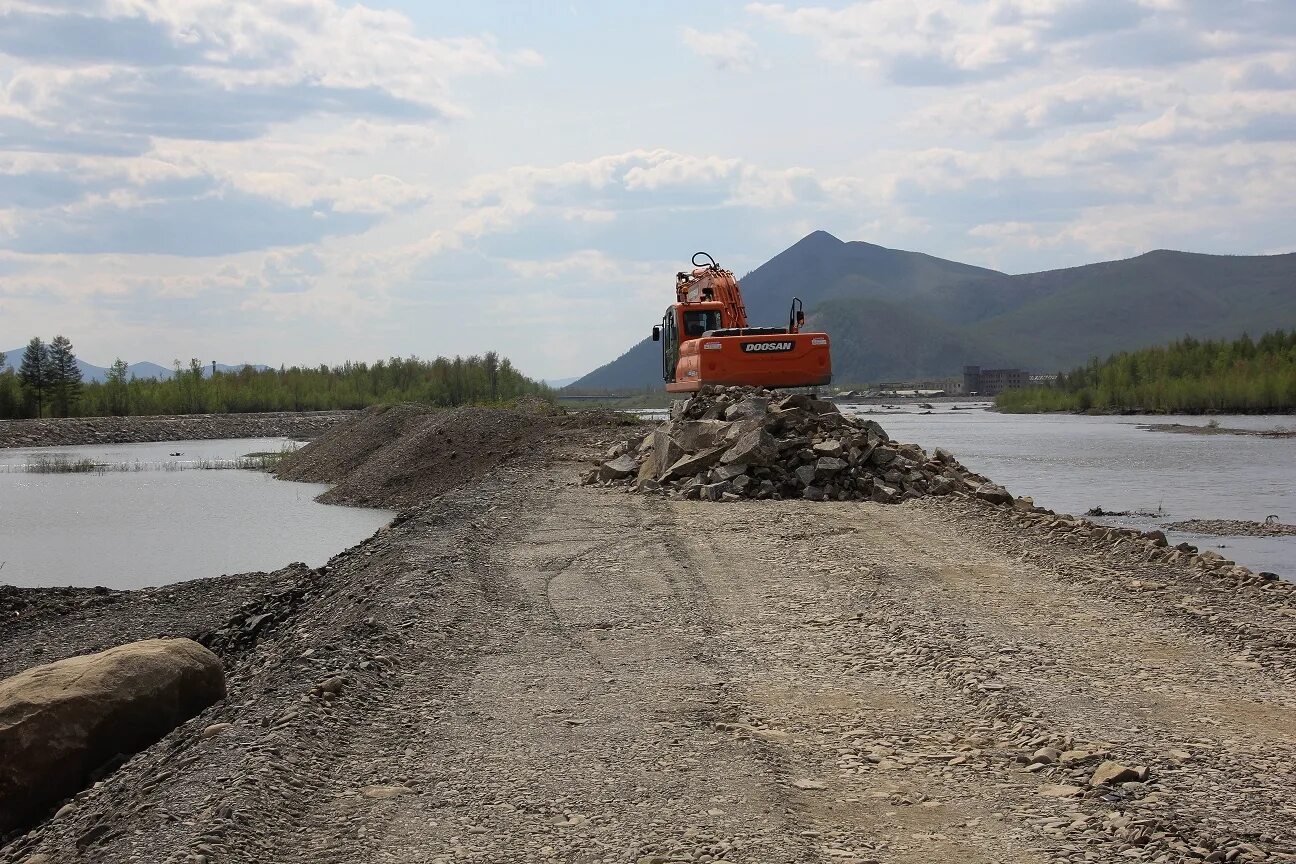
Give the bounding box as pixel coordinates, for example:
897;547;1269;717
720;428;778;467
662;446;727;481
0;638;225;834
641;429;684;480
672;420;733;452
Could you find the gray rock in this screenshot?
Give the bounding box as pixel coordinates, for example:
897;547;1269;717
672;420;732;452
1090;760;1141;786
974;483;1013;505
802;485;826;501
812;439;844;458
714;463;749;482
598;454;638;481
702;481;732;501
795;464;817;487
872;484;899;504
869;446;897;467
720;428;778;467
724;396;769;421
815;457;848;477
663;447;726;481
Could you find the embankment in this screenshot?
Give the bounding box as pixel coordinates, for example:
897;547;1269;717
0;411;355;449
3;398;1295;863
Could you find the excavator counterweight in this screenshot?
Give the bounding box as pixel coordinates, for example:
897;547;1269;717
653;252;832;392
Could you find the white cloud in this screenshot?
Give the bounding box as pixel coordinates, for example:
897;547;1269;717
680;26;759;72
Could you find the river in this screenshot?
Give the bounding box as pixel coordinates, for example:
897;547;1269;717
640;402;1295;577
0;438;393;590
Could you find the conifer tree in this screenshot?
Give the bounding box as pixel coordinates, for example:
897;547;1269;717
18;337;49;417
48;335;82;417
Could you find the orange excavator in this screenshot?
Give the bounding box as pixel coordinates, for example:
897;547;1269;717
653;252;832;393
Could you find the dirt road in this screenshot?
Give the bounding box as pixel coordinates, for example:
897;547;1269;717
3;418;1294;863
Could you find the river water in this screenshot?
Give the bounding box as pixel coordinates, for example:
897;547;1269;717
640;403;1295;577
848;405;1293;577
0;438;393;590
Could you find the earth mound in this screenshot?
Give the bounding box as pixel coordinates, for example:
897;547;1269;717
277;402;635;509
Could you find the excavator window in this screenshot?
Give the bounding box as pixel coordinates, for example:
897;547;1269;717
683;310;722;337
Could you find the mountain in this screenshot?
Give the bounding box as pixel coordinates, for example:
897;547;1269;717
1;351;268;383
568;232;1296;388
542;376;581;389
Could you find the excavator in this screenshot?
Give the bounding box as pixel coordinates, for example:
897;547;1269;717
653;252;832;393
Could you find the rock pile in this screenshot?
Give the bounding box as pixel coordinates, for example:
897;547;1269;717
584;386;1011;504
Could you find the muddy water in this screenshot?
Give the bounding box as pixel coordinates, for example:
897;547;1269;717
851;405;1295;577
0;438;393;589
637;403;1295;576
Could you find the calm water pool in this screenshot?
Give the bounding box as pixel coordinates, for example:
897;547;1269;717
0;438;393;589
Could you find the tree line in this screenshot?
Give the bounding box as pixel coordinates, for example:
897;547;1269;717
0;339;552;419
996;330;1296;414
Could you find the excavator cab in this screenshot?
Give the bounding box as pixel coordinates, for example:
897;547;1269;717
654;252;831;393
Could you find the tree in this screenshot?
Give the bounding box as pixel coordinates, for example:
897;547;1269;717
484;350;500;400
0;350;14;418
47;334;82;417
18;337;50;417
106;358;130;416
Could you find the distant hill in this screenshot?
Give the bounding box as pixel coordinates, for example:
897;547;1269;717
1;351;268;383
568;232;1296;389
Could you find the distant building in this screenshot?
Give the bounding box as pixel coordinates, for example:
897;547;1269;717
877;377;964;396
963;365;1028;396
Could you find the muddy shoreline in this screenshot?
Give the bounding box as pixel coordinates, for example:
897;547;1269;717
0;410;356;449
1139;422;1296;438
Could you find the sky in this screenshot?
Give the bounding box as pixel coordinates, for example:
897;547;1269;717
1;0;1294;379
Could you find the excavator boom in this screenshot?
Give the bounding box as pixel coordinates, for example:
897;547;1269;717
654;252;831;393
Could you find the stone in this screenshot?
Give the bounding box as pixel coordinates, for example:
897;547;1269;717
812;439;843;458
720;428;779;467
0;638;225;835
872;484;899;504
801;485;826;502
672;420;732;452
1090;760;1141;787
792;778;827;790
597;454;637;481
362;785;413;799
644;429;684;479
201;722;233;738
702;481;732;502
795;464;817;487
928;476;954;496
724;396;769;421
975;483;1013;505
714;463;749;482
731;474;753;493
814;457;848;477
869;446;897;467
1038;784;1084;798
662;447;726;481
316;676;347;696
1143;529;1169;547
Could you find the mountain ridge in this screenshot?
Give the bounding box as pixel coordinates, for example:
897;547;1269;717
569;232;1296;389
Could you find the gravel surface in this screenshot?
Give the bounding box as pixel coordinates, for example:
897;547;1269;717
2;408;1293;863
0;412;354;449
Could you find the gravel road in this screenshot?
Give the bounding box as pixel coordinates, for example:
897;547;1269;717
3;414;1293;864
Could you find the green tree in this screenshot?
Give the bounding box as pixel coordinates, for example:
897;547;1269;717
0;350;15;419
105;358;130;416
18;337;50;417
47;334;83;417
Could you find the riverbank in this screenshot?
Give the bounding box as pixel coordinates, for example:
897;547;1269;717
0;411;355;449
3;403;1294;863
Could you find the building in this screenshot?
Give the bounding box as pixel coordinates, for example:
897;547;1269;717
963;365;1028;396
